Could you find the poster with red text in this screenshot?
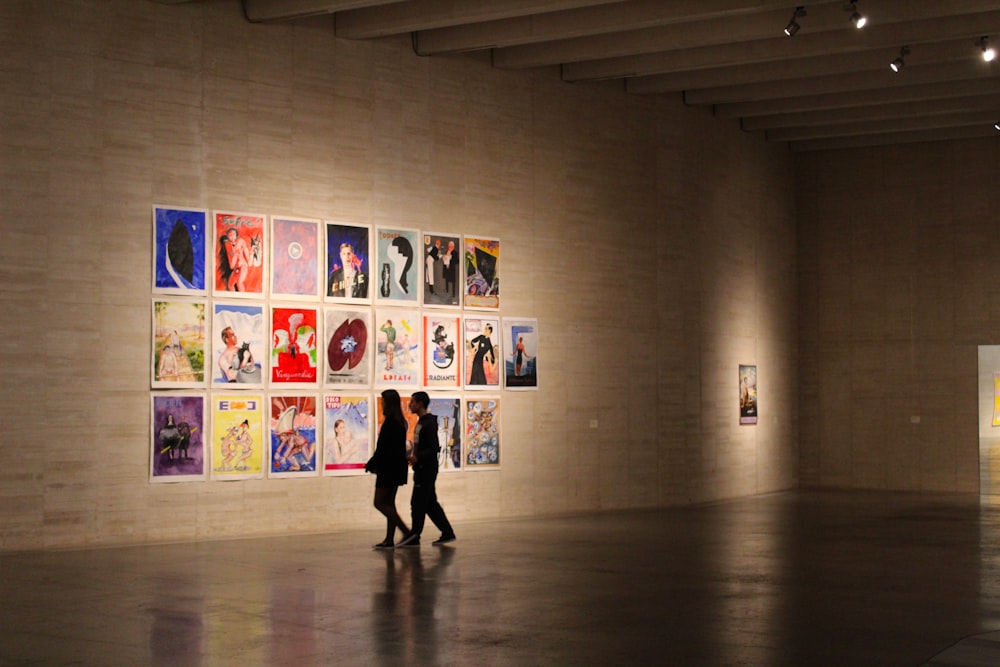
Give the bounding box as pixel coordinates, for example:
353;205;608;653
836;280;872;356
213;210;265;298
423;314;461;388
323;393;370;476
375;308;421;389
270;306;319;387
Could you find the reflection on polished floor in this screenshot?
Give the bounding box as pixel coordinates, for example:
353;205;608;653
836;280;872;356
3;490;1000;666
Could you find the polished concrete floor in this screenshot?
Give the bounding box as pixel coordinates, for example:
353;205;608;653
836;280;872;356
3;490;1000;666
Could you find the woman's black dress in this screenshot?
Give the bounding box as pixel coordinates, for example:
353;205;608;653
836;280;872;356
366;419;408;488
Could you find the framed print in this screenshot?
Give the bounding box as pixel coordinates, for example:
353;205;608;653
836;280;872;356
375;308;422;389
464;236;500;310
269;394;319;478
270;305;319;387
212;302;265;389
463;316;500;390
421;231;461;308
375;226;420;305
323;393;371;476
428;395;463;472
211;394;265;480
502;317;538;390
324;307;372;388
152;205;207;294
740;364;758;425
150;393;207;482
325;222;371;303
423;314;461;388
152;299;206;388
270;216;321;300
465;396;500;469
212;211;266;298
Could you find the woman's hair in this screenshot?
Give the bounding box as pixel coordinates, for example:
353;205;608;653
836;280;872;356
380;389;406;429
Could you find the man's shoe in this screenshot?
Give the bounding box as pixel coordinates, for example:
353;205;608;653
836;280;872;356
373;541;394;550
397;533;420;547
432;534;456;546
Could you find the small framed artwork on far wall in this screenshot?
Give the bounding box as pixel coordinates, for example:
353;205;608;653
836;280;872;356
739;364;757;425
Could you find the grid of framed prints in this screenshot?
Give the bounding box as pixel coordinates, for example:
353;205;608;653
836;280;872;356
150;205;537;484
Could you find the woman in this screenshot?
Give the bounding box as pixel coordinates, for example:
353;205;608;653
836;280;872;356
468;324;495;385
513;336;526;376
222;227;251;292
332;419;358;463
364;389;412;549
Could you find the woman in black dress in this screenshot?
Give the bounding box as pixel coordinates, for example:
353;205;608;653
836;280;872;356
468;324;495;385
365;389;412;549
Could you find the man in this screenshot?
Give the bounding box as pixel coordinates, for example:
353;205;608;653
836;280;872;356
232;419;255;471
397;392;456;547
218;326;254;382
441;240;457;296
380;319;396;371
327;242;367;298
425;237;440;295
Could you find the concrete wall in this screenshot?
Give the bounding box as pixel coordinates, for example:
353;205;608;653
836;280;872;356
0;0;798;550
797;141;1000;492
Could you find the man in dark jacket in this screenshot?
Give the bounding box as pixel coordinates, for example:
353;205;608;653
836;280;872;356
398;391;456;547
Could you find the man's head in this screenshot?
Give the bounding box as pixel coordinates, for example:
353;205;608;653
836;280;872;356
410;391;430;413
339;243;355;268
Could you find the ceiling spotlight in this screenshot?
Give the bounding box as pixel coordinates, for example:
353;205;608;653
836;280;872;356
994;122;1000;131
980;36;996;62
784;6;806;37
889;46;910;72
847;1;866;29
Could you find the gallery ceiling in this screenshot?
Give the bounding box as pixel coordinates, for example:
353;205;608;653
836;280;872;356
168;1;1000;151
